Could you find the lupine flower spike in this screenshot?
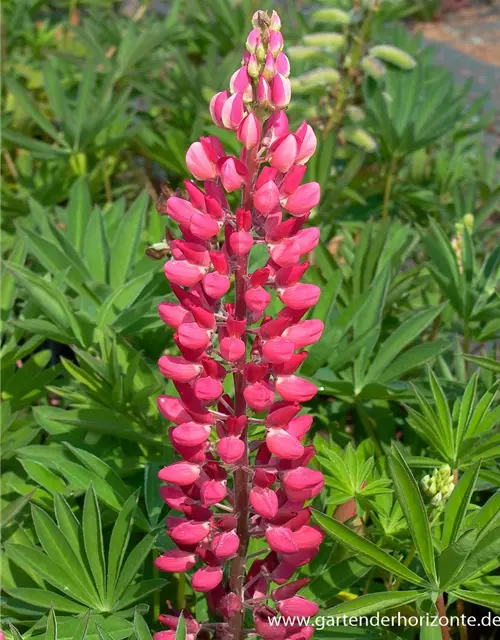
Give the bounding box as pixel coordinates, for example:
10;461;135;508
155;9;323;639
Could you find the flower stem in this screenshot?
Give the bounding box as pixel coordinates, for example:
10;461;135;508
229;146;258;640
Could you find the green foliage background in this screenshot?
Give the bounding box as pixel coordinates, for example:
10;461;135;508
1;0;499;639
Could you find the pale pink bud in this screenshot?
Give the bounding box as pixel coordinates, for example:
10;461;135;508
246;28;260;53
193;377;223;402
266;428;304;460
166;197;197;226
230;67;251;95
262;337;295;364
282;467;325;501
202;273;230;299
220;157;246;193
270;134;298;173
295;122;317;164
158;356;203;383
282;320;324;348
276;52;290;78
186;141;217;180
278;596;319;618
220;336;245;362
158;302;190;329
293;525;324;550
263;111;289;146
275;375;317;402
192;566;223;592
257;76;271;107
200;479;227;506
272;578;310;602
263;51;276;81
211;530;240;559
287;415;313;440
237;112;261;149
230;231;254;255
245;286;271;313
155;550;197;573
269;31;284;57
157;395;191;424
189;212;221;240
282;182;320;215
266;526;299;554
221;93;245;130
278;283;320;310
271;74;291;109
247;53;259;78
158;461;201;486
217;436;245;464
210;91;229;127
244;381;275;411
254;180;280;215
171;422;211;448
270;10;281;31
170;520;211;545
178;322;211;350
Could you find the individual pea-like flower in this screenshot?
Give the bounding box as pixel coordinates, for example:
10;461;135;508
154;8;324;639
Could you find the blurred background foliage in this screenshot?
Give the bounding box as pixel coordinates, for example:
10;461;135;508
1;0;499;638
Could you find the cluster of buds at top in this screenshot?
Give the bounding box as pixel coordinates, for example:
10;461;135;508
153;9;325;640
210;9;291;126
421;465;454;507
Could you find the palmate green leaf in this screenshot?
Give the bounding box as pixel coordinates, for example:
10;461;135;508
322;591;421;619
71;610;92;640
21;460;67;494
67;178;93;255
5;76;66;145
464;354;500;374
312;511;428;587
377;339;452;385
428;369;455;458
456;373;479;447
114;579;167;611
437;529;477;589
354;264;390;338
45;606;57;640
109;191;148;288
453;589;500;610
84;208;109;284
54;492;85;564
144;462;164;527
2;129;68;158
387;447;437;584
111;533;157;604
32;406;164;450
441;461;480;547
4;543;96;607
106;493;138;603
7;588;87;614
0;489;36;527
1;240;26;326
450;524;500;586
96;272;153;329
74;63;97;150
5;263;84;345
83;486;106;602
302;556;371;603
364;305;446;385
133;611;153;640
30;504;99;604
462;382;500;440
471;491;500;536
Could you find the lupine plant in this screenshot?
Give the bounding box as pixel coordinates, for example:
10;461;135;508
153;9;326;640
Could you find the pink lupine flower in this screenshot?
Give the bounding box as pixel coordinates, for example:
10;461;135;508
186;141;217;180
155;10;324;639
